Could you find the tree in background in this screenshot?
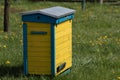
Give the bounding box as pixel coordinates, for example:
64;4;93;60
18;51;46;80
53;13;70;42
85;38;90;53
100;0;103;4
4;0;10;32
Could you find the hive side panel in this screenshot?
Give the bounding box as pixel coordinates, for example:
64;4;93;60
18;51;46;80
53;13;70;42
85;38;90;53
26;22;51;75
55;20;72;75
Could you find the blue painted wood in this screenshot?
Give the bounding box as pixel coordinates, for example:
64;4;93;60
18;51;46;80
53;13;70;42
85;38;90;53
22;13;56;23
51;24;56;76
22;14;74;24
59;69;71;76
56;14;74;24
23;23;28;75
31;31;47;35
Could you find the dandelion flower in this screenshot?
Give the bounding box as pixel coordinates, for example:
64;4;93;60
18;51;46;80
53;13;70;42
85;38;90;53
117;76;120;80
104;36;107;39
3;45;7;48
89;40;92;43
19;26;22;28
4;35;8;39
6;60;10;65
20;40;23;43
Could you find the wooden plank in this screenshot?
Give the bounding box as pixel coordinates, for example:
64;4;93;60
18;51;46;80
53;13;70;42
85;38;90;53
56;50;71;59
27;31;50;35
26;22;50;28
56;20;71;33
56;25;70;33
28;67;51;74
28;51;50;57
56;34;71;45
56;55;71;64
28;41;50;47
28;47;50;52
29;70;51;74
56;41;70;52
55;20;71;39
27;28;50;35
56;28;71;39
28;57;51;62
27;35;50;41
28;61;51;67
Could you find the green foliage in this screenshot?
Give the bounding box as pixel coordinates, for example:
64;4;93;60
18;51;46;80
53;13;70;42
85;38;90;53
0;1;120;80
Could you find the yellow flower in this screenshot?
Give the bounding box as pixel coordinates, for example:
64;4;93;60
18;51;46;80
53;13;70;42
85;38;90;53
3;45;7;48
20;40;23;43
117;76;120;80
89;40;92;43
19;26;22;28
4;35;8;39
6;60;10;65
104;36;107;39
112;71;115;74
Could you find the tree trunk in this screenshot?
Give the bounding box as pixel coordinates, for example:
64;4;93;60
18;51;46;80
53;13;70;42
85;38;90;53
4;0;10;32
100;0;103;4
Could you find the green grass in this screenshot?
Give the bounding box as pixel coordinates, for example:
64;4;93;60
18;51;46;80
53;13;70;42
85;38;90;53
0;1;120;80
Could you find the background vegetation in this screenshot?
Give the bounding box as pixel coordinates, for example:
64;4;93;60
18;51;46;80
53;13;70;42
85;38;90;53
0;0;120;80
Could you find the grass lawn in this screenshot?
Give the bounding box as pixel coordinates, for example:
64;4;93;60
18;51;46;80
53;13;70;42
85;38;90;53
0;1;120;80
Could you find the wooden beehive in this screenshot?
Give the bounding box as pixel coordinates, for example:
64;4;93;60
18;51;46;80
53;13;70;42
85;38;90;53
21;6;75;76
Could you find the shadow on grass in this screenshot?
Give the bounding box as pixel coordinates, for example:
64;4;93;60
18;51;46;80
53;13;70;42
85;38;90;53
0;65;23;77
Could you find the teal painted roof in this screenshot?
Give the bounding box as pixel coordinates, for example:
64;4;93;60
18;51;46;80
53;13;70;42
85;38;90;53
21;6;75;18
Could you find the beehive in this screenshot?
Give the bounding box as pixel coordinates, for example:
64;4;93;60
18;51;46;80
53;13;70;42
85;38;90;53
21;6;75;76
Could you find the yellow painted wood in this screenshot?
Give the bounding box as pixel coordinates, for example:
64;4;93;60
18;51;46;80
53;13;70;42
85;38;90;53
56;40;70;52
56;28;71;39
28;51;50;57
28;47;50;52
28;66;51;74
56;55;72;65
56;20;71;32
25;22;50;28
56;50;71;59
28;57;51;62
56;34;70;45
26;22;51;74
55;20;72;75
28;61;51;67
27;35;50;41
27;28;50;35
28;41;50;47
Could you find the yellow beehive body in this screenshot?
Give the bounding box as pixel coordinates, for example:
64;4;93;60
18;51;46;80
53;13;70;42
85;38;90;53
26;22;51;74
24;20;72;75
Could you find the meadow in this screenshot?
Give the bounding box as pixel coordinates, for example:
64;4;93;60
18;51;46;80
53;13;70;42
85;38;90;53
0;0;120;80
